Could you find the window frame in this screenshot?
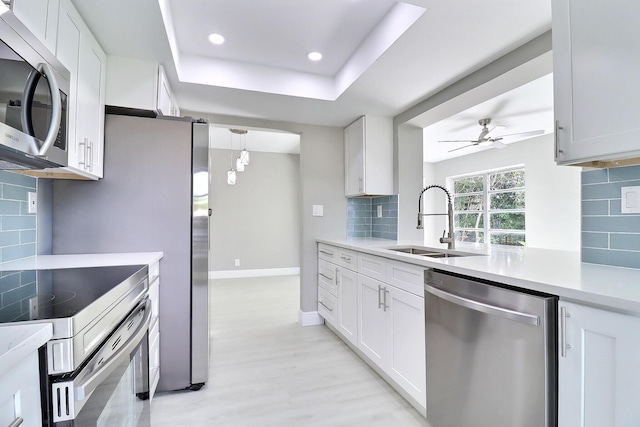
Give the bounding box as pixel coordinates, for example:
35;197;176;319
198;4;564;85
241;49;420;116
447;165;526;246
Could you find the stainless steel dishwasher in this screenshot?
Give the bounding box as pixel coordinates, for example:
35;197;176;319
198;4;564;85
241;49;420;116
424;269;557;427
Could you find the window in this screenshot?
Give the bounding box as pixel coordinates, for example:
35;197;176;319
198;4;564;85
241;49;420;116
450;167;525;246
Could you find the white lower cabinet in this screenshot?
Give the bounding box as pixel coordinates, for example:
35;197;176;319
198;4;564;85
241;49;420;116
148;261;161;400
559;301;640;427
0;352;42;427
358;274;388;368
336;267;358;346
357;274;425;406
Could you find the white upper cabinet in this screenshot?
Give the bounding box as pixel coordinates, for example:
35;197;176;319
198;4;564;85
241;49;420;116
11;0;59;53
106;57;180;116
56;0;105;179
344;116;393;196
552;0;640;166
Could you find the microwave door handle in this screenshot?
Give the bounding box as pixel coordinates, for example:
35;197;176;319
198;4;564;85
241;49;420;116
20;68;40;153
37;63;62;156
74;299;151;402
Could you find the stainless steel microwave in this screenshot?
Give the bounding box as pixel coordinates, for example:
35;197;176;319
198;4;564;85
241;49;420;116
0;5;69;170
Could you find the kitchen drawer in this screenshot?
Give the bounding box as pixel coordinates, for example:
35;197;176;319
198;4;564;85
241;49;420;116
149;261;160;285
318;287;337;327
0;351;41;427
336;247;358;271
358;253;387;282
318;259;337;296
149;279;160;319
318;243;338;263
386;260;425;297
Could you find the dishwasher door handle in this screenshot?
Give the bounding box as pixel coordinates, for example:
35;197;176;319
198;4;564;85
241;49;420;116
425;283;540;326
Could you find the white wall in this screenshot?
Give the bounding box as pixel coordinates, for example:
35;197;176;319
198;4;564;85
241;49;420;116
210;149;300;271
183;110;346;315
424;134;581;251
397;124;424;241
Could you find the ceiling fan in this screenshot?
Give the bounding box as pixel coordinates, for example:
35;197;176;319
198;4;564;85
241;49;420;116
439;118;544;153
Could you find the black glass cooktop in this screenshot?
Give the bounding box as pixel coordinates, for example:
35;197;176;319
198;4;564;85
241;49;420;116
0;265;145;323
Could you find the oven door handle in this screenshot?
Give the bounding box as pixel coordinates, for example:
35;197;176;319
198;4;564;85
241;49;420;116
74;298;151;401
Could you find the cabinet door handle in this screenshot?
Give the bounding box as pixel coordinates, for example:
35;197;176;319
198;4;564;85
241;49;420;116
383;288;389;312
554;120;564;159
336;269;341;287
377;285;384;309
87;140;93;171
560;306;571;358
78;138;87;166
8;417;24;427
319;250;334;257
340;255;351;263
359;177;363;193
318;301;333;312
319;272;333;281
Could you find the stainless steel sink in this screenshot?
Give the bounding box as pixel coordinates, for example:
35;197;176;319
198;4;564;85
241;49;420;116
385;246;481;258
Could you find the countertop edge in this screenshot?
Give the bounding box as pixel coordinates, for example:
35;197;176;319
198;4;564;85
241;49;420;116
317;239;640;314
0;323;52;378
0;252;164;271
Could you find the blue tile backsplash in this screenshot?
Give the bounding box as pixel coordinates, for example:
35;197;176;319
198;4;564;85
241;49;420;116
582;165;640;268
347;195;398;240
0;171;37;261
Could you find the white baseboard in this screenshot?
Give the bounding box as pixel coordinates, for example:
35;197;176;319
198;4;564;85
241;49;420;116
209;267;300;279
299;310;324;326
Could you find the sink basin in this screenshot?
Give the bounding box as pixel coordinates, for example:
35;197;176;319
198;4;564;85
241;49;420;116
385;246;481;258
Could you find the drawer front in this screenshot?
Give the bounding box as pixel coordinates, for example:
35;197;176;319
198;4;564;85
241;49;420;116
337;248;358;271
387;260;425;297
358;253;387;282
318;259;337;296
318;287;337;327
149;280;160;319
0;352;41;427
318;243;338;262
149;261;160;285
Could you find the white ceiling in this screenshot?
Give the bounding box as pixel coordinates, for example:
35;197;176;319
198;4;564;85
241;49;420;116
70;0;552;128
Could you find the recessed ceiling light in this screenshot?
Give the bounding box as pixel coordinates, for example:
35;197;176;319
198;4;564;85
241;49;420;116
208;33;225;45
308;51;322;61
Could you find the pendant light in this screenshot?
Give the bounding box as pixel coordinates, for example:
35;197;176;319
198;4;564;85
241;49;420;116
231;129;250;165
235;156;245;172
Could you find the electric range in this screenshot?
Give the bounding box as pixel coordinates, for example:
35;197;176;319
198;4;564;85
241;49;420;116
0;264;148;374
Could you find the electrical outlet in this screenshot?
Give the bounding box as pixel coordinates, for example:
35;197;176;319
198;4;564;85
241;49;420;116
28;192;37;214
234;259;240;267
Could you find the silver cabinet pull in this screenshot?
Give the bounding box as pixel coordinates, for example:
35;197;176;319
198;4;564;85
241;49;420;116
319;250;334;256
318;273;333;281
318;301;333;312
340;255;352;262
78;138;87;166
8;417;24;427
359;177;364;193
377;284;384;309
425;283;540;326
87;140;93;171
383;288;389;312
336;269;341;287
554;120;564;159
560;306;571;358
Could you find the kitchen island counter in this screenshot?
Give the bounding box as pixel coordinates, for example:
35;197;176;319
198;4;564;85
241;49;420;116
318;238;640;314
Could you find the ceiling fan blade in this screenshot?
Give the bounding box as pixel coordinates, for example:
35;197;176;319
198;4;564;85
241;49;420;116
490;139;507;149
486;124;506;136
438;139;476;143
497;129;544;139
447;144;476;153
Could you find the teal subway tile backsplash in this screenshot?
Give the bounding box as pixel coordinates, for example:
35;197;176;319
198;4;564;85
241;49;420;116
347;195;398;240
0;171;37;262
582;166;640;268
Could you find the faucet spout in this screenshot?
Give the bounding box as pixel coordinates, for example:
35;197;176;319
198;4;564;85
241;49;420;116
417;184;456;250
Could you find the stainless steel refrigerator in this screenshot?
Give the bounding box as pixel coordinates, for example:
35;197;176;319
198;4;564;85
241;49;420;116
51;112;211;392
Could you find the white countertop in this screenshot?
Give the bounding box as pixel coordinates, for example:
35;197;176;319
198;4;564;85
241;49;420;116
0;323;52;378
0;252;163;271
318;238;640;314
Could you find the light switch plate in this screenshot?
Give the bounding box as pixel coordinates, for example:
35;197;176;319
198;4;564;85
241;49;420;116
312;205;324;217
621;186;640;214
377;205;383;218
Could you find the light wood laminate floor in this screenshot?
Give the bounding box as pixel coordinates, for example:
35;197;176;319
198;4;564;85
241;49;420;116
150;276;429;426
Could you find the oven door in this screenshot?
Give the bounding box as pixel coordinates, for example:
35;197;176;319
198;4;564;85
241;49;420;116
47;298;151;427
